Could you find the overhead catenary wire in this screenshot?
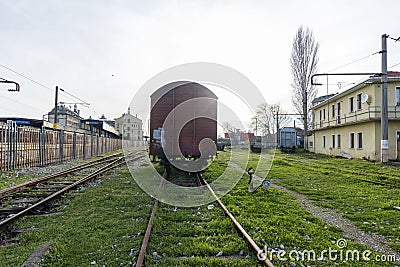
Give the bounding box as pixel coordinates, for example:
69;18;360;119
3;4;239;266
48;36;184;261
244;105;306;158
316;50;385;94
0;63;87;104
389;62;400;69
0;64;53;92
59;88;90;106
329;61;400;94
0;63;101;117
327;51;380;73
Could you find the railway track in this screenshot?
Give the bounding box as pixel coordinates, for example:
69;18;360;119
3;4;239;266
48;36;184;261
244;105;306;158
135;170;274;267
0;151;143;236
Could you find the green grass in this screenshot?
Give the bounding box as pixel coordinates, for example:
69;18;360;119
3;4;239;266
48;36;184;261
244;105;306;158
0;169;153;266
145;150;396;266
0;149;398;266
268;150;400;253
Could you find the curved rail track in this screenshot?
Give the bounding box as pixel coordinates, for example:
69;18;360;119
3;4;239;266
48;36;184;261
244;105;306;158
136;171;274;267
0;151;143;234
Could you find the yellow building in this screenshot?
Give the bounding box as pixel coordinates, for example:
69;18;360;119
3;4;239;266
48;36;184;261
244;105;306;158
310;72;400;161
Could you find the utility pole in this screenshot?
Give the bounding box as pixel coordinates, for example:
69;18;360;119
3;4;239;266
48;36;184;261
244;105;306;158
381;34;389;163
276;110;279;146
303;90;308;150
53;86;59;129
255;117;258;136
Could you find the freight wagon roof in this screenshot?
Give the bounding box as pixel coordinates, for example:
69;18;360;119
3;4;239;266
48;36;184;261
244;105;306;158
150;81;218;102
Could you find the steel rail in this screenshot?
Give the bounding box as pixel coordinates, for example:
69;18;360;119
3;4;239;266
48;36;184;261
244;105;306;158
136;169;274;266
196;173;274;267
0;154;142;233
0;152;123;198
136;199;158;267
135;170;170;267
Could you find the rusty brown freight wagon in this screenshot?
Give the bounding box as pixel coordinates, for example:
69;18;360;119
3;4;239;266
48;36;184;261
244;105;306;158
149;81;217;160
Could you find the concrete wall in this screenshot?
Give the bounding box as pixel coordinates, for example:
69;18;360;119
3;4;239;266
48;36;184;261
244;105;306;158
312;121;377;160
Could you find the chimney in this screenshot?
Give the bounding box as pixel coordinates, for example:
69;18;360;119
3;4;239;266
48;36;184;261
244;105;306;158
74;104;78;113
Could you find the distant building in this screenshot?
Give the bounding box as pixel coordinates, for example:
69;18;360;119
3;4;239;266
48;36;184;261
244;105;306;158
48;104;82;129
310;71;400;161
46;105;119;138
224;130;256;145
99;114;115;128
114;108;143;140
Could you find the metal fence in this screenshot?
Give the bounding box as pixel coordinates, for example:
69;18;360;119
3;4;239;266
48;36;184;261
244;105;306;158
0;121;122;171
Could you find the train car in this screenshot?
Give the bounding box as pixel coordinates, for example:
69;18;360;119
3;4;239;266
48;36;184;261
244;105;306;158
279;127;297;153
149;81;217;160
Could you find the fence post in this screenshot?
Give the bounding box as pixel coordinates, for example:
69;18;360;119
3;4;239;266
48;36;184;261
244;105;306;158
39;127;43;166
96;135;99;156
83;133;86;159
90;132;93;158
58;130;64;163
6;121;17;170
6;121;11;170
72;132;77;159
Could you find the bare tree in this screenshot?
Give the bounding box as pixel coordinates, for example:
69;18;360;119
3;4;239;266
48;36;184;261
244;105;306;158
221;121;235;134
290;26;319;150
251;103;290;136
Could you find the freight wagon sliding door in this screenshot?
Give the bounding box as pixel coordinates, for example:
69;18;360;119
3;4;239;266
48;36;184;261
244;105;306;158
175;85;195;158
194;88;217;158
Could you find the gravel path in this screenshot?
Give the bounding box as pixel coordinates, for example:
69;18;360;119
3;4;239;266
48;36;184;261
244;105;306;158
272;183;400;260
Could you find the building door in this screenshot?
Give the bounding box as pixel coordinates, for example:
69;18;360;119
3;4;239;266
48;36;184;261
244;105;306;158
397;131;400;161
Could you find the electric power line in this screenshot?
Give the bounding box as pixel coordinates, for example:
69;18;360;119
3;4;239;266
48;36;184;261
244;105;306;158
389;62;400;69
0;64;53;92
0;63;100;117
59;88;90;106
327;51;380;73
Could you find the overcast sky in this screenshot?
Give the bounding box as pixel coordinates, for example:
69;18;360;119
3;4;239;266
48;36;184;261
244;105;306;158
1;0;399;132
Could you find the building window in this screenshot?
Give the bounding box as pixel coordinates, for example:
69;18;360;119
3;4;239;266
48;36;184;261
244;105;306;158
331;104;335;118
349;132;355;148
322;135;326;148
337;102;341;124
356;93;362;110
309;141;313;148
337;134;341;148
357;132;363;149
331;135;335;148
349;97;354;113
322;108;326;120
127;119;130;123
319;110;322;127
396;87;400;106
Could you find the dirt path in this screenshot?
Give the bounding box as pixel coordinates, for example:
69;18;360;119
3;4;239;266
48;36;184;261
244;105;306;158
272;183;400;260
